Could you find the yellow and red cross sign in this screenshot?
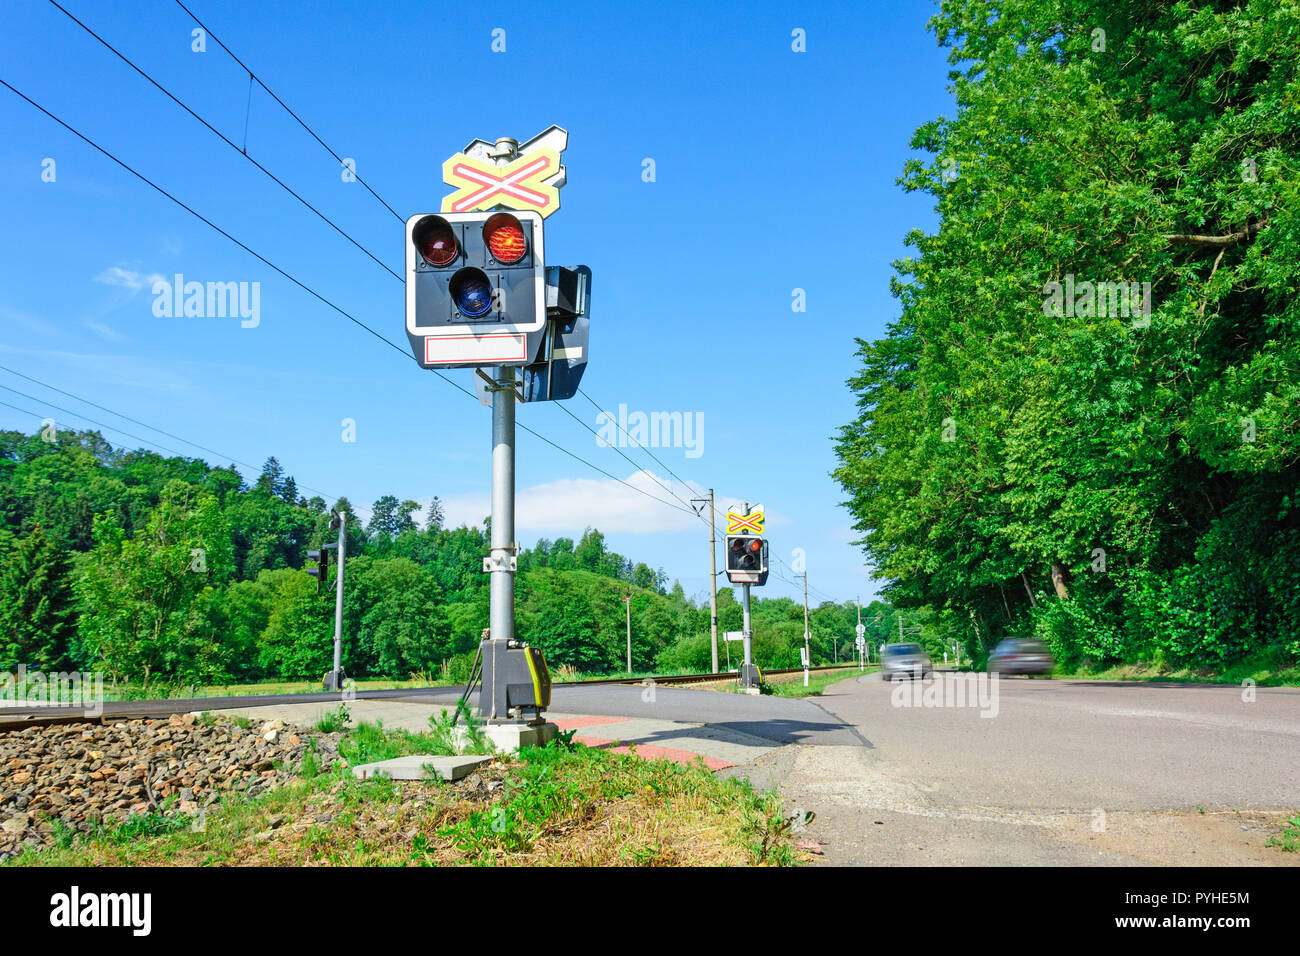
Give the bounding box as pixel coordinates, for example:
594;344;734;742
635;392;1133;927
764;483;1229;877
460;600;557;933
441;148;562;218
726;509;765;534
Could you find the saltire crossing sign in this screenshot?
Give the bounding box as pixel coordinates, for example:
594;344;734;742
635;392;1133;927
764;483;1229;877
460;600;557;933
442;126;568;219
726;507;765;534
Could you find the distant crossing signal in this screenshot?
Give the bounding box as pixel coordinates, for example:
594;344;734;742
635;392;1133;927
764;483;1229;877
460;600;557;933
726;535;769;586
306;543;337;592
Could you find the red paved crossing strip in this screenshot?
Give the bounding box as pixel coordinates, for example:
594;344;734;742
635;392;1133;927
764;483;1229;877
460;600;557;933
572;734;736;771
551;716;632;730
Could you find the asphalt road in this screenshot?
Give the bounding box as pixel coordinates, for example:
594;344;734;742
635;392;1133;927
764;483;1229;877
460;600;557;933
7;670;1295;864
744;673;1300;865
545;683;865;746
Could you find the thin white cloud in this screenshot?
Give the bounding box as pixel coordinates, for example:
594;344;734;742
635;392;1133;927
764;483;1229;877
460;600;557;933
0;303;56;337
93;266;165;292
426;471;787;536
84;321;125;343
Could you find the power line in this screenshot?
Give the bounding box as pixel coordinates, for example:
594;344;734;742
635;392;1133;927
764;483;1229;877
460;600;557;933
172;0;404;223
118;6;720;527
769;552;841;604
1;363;267;477
0;378;341;500
39;6;700;519
0;381;189;458
0;77;409;361
0;395;185;458
0;78;699;522
548;398;706;518
575;387;697;491
48;1;400;281
148;7;718;518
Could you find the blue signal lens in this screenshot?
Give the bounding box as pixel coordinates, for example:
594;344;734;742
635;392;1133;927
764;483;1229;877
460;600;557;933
450;268;494;317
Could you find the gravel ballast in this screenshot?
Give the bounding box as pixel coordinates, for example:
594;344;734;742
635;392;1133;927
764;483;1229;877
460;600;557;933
0;713;339;861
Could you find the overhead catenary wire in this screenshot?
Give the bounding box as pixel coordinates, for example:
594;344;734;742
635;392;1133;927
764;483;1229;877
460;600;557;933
0;78;698;520
43;4;705;521
1;363;280;480
146;4;719;521
0;366;337;501
47;0;401;280
13;16;833;590
172;0;404;223
0;395;192;461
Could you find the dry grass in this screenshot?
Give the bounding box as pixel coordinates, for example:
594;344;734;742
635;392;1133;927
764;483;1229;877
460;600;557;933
7;737;798;868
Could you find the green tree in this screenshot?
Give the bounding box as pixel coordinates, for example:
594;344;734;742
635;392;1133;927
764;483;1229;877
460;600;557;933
0;524;76;670
346;557;449;675
74;480;233;683
256;568;336;680
834;0;1300;668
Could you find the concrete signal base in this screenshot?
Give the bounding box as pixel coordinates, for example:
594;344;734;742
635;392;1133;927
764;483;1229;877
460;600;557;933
454;720;560;755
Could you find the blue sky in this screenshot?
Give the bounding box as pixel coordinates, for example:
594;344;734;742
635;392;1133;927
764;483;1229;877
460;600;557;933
0;0;953;609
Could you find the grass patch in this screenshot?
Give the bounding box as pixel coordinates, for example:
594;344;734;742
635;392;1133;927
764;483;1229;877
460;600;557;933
720;667;869;698
5;721;796;867
314;704;352;734
1266;813;1300;852
769;669;874;698
1055;650;1300;687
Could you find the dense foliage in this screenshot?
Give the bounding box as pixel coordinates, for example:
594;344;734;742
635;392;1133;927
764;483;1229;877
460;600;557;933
0;430;875;684
834;0;1300;668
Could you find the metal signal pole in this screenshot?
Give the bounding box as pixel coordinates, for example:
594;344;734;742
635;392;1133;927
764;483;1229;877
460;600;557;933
625;593;632;674
330;510;347;689
489;365;517;647
709;489;719;674
739;500;756;689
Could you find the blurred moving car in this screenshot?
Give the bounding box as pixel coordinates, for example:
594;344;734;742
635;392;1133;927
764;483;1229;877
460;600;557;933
880;642;932;681
986;638;1055;676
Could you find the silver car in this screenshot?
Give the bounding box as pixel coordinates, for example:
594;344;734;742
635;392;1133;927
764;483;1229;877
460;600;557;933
987;638;1055;676
880;642;932;681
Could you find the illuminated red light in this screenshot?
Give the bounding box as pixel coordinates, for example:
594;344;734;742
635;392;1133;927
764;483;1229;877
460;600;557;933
483;213;527;264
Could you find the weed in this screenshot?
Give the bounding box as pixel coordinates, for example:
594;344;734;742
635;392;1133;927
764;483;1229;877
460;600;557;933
315;704;352;734
1266;813;1300;851
299;741;321;780
427;700;490;755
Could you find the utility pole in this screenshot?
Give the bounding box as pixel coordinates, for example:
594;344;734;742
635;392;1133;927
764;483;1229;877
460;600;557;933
624;593;632;674
690;488;721;674
803;570;810;687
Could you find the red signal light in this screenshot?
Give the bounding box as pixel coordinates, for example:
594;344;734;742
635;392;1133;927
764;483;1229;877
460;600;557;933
413;215;458;266
483;213;528;264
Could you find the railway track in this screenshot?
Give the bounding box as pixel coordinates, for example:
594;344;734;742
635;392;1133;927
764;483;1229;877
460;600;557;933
0;665;863;731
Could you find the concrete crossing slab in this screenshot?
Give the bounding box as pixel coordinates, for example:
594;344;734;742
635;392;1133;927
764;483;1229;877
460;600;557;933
210;699;783;771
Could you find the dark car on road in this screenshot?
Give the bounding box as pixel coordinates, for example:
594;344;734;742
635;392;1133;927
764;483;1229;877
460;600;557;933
880;642;932;681
987;638;1055;676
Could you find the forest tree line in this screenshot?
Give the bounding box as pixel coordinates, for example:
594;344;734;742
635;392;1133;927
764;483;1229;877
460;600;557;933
0;429;881;686
834;0;1300;671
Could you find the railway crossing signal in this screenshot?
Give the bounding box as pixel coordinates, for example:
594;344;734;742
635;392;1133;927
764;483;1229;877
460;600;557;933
306;545;334;592
404;209;549;369
445;126;567;219
726;506;765;535
412;128;592;738
472;265;592;404
726;535;769;585
725;505;768;586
